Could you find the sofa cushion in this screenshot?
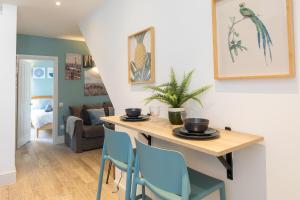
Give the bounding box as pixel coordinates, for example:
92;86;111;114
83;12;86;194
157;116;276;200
83;125;104;138
80;105;91;125
69;105;82;118
87;108;106;125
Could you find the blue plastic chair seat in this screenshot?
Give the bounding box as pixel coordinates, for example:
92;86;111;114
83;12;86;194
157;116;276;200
188;168;225;200
142;180;182;200
131;139;226;200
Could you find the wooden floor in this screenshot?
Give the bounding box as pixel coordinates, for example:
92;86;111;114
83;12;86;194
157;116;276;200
0;131;118;200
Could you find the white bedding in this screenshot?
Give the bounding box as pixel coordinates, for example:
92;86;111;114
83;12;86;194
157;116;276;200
31;109;53;129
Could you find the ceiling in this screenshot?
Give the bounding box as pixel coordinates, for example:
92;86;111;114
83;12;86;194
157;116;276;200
1;0;101;41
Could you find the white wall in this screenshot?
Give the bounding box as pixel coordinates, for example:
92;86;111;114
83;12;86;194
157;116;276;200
0;4;17;186
80;0;300;199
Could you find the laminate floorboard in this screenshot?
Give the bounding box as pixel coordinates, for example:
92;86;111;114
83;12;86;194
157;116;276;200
0;131;118;200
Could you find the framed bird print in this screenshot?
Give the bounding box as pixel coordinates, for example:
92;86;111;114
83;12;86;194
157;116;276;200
128;27;155;84
212;0;295;80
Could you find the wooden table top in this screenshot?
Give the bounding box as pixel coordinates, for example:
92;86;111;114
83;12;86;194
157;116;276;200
101;116;264;157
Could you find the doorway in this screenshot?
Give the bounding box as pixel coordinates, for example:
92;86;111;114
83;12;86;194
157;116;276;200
16;55;58;147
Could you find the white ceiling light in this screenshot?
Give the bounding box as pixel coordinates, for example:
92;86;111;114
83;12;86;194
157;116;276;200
55;1;61;6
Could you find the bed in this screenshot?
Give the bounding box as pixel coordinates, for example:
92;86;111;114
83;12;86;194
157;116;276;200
31;96;53;138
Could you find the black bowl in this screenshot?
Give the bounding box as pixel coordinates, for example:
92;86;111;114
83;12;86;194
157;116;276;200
125;108;142;118
184;118;209;133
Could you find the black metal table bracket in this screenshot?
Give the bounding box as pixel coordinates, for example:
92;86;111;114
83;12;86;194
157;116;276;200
140;133;152;146
217;153;233;180
217;126;234;180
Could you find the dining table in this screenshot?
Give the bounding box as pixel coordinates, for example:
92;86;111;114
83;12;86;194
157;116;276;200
101;115;264;180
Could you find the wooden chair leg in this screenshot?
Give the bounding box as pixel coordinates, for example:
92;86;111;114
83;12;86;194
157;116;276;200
106;160;112;184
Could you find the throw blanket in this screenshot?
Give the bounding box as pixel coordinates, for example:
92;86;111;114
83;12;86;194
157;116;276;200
66;116;82;138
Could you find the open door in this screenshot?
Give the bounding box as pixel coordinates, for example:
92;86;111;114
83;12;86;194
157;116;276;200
17;59;32;148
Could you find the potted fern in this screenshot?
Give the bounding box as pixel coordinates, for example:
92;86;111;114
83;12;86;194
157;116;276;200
145;68;211;125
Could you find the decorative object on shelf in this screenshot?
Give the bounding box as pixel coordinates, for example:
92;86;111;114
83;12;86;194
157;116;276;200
65;53;81;80
212;0;294;79
83;55;95;68
145;68;211;125
184;118;209;133
172;127;220;140
125;108;142;118
149;105;160;121
32;67;46;79
47;68;54;79
128;27;155;84
84;67;108;96
120;115;149;122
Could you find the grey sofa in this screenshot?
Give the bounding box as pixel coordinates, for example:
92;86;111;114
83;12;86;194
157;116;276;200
64;102;114;153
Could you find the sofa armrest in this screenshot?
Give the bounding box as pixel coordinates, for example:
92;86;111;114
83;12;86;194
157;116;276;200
73;120;84;153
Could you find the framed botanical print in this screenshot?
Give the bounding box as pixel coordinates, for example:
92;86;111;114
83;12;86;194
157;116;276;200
212;0;295;80
128;27;155;84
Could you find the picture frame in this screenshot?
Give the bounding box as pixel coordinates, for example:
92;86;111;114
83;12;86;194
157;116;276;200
32;67;46;79
84;68;108;96
128;27;155;84
47;67;54;79
212;0;295;80
83;55;95;68
65;53;82;80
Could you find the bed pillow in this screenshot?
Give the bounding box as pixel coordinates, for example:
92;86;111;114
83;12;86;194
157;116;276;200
87;108;106;125
31;99;53;110
44;104;53;112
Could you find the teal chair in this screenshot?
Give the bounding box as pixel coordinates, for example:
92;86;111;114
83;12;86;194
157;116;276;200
96;127;134;200
131;139;226;200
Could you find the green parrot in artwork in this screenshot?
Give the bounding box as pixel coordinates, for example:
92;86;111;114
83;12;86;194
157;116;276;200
239;2;273;62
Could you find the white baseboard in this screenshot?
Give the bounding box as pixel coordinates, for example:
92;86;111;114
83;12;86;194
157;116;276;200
0;169;16;186
54;135;64;144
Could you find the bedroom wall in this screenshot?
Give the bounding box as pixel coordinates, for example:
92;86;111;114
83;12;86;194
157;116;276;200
0;4;17;186
80;0;300;199
28;60;54;96
17;34;110;136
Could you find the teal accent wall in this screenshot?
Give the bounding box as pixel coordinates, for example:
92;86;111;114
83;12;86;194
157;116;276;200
29;60;54;96
17;34;110;136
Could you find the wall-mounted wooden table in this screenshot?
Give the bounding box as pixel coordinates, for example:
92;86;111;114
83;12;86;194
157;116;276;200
101;116;264;180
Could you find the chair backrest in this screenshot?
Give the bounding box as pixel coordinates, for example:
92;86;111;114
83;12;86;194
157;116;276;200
135;139;191;197
103;127;134;167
